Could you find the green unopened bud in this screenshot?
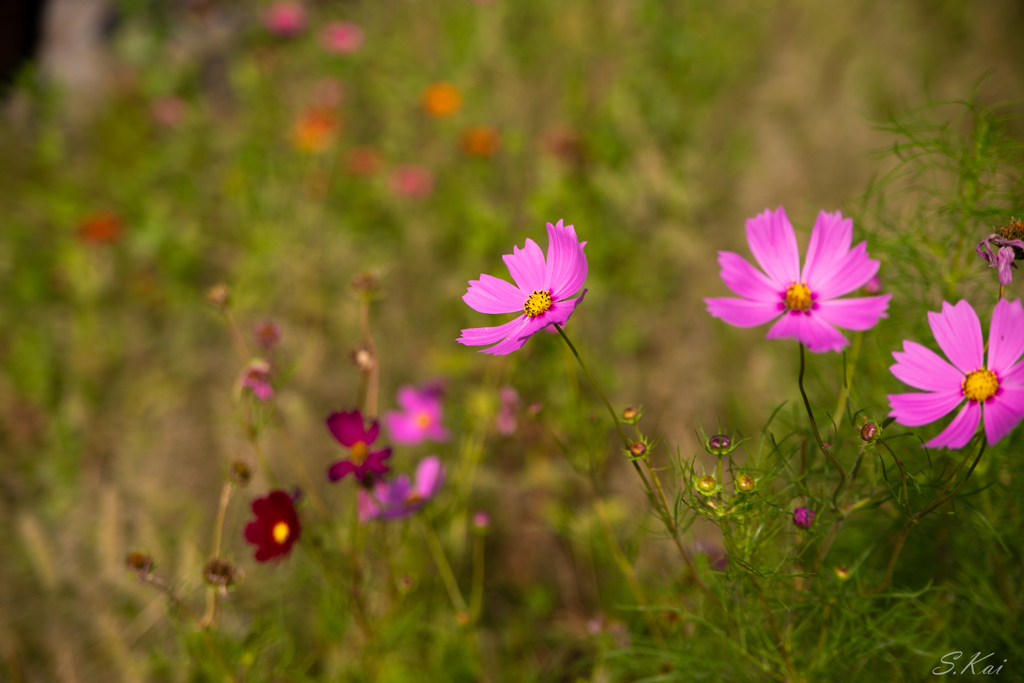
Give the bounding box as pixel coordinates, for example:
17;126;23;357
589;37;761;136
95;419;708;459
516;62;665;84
697;475;717;493
736;474;755;492
835;566;851;581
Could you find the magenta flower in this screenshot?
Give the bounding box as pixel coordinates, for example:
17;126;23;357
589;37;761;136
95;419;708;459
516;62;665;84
793;507;816;529
383;385;450;445
458;220;588;355
357;456;445;521
263;1;307;36
326;410;392;481
321;21;364;54
888;299;1024;448
705;207;892;353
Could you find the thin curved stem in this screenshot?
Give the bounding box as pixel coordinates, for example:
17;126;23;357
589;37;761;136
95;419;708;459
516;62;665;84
798;344;846;510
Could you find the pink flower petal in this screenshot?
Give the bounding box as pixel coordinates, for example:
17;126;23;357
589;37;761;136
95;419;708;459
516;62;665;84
463;273;526;314
327;460;358;481
984;385;1024;444
470;315;535;355
745;207;801;287
476;291;586;355
987;298;1024;376
717;251;781;302
414;456;445;498
705;298;782;327
544;220;588;300
458;316;527;347
888;390;964;426
811;242;880;300
1003;360;1024;385
928;301;984;375
890;341;964;392
765;311;849;353
924;400;981;449
800;210;853;288
814;294;892;331
502;238;547;293
326;410;366;447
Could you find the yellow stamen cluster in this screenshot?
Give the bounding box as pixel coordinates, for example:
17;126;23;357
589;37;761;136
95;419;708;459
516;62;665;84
785;282;813;311
524;290;553;317
350;441;369;464
272;521;290;544
962;368;999;402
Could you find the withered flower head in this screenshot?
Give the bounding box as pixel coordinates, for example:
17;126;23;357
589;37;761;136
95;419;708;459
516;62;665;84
126;551;154;580
351;272;381;295
350;343;378;373
203;558;243;589
206;284;231;310
230;459;254;486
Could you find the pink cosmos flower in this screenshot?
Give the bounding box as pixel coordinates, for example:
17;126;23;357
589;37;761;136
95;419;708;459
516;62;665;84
326;409;392;481
241;360;274;401
383;385;450;445
458;220;588;355
321;21;364;54
263;1;307;36
705;207;892;353
888;299;1024;448
357;456;445;521
389;165;434;198
495;385;520;435
793;507;816;529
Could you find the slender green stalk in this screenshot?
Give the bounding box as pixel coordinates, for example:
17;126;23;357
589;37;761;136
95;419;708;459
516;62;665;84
200;481;234;630
470;532;485;622
798;343;846;510
422;520;468;613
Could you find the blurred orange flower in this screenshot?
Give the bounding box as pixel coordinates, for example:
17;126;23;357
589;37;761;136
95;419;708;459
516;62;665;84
421;82;462;118
461;125;501;157
76;211;124;245
291;107;341;154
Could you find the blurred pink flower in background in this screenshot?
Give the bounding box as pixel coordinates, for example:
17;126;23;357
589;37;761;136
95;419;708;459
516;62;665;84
322;21;364;54
347;147;382;176
793;507;816;529
241;360;275;401
151;96;187;127
263;1;307;36
358;456;445;521
389;165;434;199
472;510;490;531
495;385;520;435
253;320;281;350
862;274;882;294
384;385;451;445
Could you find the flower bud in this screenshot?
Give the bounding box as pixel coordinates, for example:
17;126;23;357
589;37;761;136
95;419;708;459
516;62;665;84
472;510;490;532
708;434;731;453
126;551;153;580
793;507;816;529
351;272;381;296
253;320;281;351
629;441;647;458
835;566;851;581
860;422;878;442
349;344;377;373
206;284;231;310
697;475;717;493
621;407;639;423
736;474;755;492
455;610;471;626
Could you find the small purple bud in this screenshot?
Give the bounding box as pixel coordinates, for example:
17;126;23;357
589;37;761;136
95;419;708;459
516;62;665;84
860;423;878;442
629;441;647;457
861;274;882;294
472;510;490;531
793;507;816;529
708;434;731;453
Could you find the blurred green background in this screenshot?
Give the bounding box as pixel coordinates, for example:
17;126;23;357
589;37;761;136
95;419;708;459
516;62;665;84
2;0;1024;680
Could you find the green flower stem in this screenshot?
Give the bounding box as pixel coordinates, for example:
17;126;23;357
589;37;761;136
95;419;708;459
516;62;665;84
592;496;664;642
866;437;987;594
814;450;865;570
798;343;846;510
831;331;862;433
422;520;468;614
878;439;912;517
200;480;234;630
224;310;251;365
470;532;485;622
554;323;717;605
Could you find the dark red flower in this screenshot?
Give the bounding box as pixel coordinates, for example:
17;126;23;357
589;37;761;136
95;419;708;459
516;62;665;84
244;490;301;562
326;409;392;482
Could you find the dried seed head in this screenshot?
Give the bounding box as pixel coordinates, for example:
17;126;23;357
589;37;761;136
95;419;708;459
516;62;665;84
126;551;153;579
203;558;243;589
349;344;377;373
230;459;253;486
351;272;380;294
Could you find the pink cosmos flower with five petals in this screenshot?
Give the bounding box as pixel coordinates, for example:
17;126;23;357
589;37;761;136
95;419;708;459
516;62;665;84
458;220;587;355
705;207;892;353
384;385;450;445
888;299;1024;448
357;456;445;521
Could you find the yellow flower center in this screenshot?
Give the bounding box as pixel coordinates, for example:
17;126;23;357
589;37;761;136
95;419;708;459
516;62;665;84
272;521;290;544
785;282;813;311
350;441;368;464
524;290;552;317
962;368;999;402
415;413;432;429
